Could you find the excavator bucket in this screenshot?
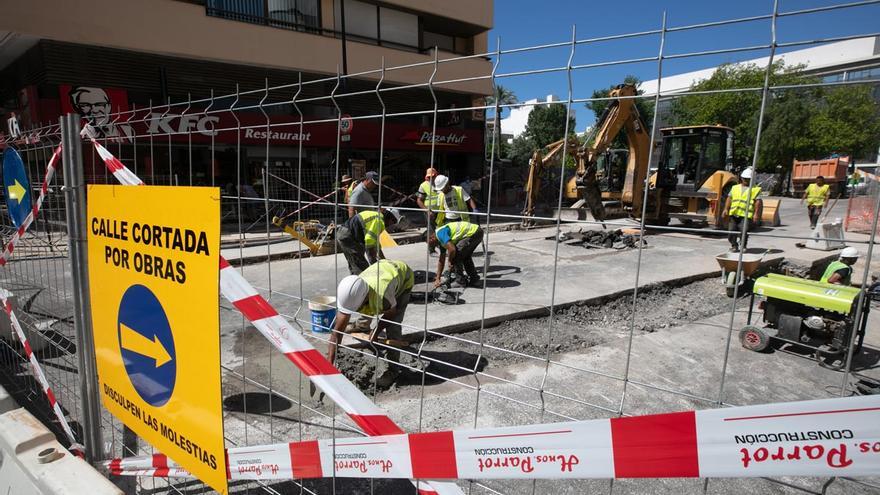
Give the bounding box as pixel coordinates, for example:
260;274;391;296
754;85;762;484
761;199;781;227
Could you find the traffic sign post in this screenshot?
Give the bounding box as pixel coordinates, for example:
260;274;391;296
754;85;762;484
87;185;225;493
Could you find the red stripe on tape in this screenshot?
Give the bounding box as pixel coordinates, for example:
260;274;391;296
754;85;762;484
611;411;699;478
225;449;231;480
349;414;405;436
285;349;340;377
109;459;121;474
219;257;231;270
152;454;168;468
105;156;124;172
24;341;33;357
409;431;457;479
45;388;57;407
290;440;322;478
232;294;278;320
154;467;169;477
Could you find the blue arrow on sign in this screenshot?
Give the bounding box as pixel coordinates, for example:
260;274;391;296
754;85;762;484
117;284;177;407
2;148;32;228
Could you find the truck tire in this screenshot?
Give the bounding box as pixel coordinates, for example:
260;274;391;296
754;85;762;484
740;325;770;352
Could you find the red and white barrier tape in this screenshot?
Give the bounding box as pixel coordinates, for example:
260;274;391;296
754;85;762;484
0;145;62;267
1;290;84;456
86;133;461;495
104;395;880;480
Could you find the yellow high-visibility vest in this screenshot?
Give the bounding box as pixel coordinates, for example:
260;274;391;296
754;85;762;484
358;210;385;248
728;184;762;219
805;183;829;206
419;181;441;210
436;186;470;225
438;221;479;245
358;260;414;316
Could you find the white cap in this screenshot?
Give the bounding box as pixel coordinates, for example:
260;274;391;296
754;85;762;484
337;275;368;315
433;174;449;191
740;167;753;179
840;246;859;259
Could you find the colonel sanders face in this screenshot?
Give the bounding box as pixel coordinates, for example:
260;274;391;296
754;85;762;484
69;86;112;127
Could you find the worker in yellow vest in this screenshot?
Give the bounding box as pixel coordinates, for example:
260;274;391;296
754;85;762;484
433;174;478;227
820;247;858;285
801;175;831;229
328;260;414;385
336;208;400;275
428;221;484;288
722;167;762;253
417;168;441;232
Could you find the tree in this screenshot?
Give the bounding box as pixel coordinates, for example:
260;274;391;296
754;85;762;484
522;103;576;149
808;85;880;160
486;85;518;160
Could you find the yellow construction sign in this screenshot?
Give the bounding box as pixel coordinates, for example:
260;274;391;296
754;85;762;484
87;185;226;494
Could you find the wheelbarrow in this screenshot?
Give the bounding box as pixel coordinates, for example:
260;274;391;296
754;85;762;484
715;250;767;298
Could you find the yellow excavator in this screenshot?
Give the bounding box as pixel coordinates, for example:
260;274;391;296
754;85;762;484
522;83;781;227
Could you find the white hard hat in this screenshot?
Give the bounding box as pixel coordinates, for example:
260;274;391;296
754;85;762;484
386;207;402;222
433;174;449;191
840;246;859;259
337;275;368;315
740;167;753;179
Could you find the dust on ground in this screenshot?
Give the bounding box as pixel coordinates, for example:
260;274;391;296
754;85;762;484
334;277;740;393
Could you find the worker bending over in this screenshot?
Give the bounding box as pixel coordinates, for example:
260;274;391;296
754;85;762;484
328;259;414;385
434;174;478;226
428;221;484;288
821;247;859;286
723;167;762;253
802;175;831;229
336;208;400;275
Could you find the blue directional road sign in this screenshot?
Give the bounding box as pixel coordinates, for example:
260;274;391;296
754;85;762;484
2;148;32;228
117;284;177;407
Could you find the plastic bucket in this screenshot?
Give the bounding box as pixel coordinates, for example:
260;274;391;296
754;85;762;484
309;296;336;333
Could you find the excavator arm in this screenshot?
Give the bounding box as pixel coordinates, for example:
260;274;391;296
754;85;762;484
575;83;652;216
522;136;580;220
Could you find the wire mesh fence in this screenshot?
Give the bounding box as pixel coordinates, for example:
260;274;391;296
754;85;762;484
1;1;880;494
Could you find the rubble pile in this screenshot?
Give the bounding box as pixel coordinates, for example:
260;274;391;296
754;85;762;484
547;228;645;249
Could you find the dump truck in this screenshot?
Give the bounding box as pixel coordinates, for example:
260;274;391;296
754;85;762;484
791;155;849;196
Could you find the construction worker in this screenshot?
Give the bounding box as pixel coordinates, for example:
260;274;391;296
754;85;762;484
802;175;830;229
336;208;400;275
341;174;354;204
821;247;858;285
417;168;441;232
433;174;478;227
348;171;380;218
722;167;762;253
328;259;414;385
428;221;484;288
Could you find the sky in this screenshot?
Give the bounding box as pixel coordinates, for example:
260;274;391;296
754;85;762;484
487;0;880;130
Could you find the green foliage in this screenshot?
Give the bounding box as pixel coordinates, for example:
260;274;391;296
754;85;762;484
669;61;880;171
486;85;519;117
523;103;576;149
507;134;535;168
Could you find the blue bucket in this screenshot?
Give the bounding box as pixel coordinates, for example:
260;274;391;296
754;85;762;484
309;296;336;333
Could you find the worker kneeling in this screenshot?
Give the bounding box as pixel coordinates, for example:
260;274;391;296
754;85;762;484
336;208;400;275
328;259;414;386
428;221;484;288
821;247;859;285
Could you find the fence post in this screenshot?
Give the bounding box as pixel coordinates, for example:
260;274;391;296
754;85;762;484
60;114;104;463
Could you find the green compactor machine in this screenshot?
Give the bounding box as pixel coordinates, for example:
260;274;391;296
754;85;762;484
740;273;869;370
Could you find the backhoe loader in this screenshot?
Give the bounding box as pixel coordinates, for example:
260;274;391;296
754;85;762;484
522;83;755;227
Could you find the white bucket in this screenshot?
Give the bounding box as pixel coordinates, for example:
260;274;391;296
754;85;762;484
308;296;336;333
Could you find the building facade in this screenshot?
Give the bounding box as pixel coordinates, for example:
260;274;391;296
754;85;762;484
0;0;493;198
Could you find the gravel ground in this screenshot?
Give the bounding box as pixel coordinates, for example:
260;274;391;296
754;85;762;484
334;277;742;393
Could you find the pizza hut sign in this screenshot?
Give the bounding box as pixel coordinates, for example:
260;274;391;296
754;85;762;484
400;130;468;147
